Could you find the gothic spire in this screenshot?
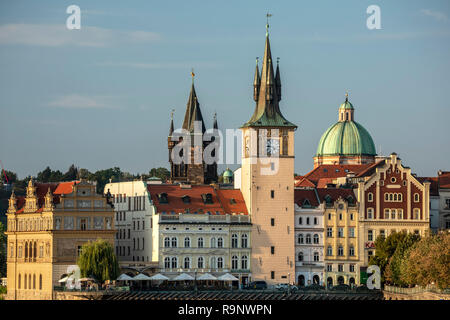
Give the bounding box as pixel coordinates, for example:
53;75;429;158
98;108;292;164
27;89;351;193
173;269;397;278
169;109;174;136
213;112;218;130
182;73;206;134
275;57;281;101
253;57;261;101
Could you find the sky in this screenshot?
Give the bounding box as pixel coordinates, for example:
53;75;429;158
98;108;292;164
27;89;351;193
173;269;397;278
0;0;449;179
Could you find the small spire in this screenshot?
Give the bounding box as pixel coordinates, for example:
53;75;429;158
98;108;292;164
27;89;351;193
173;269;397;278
213;112;218;130
266;13;272;36
169;109;175;136
345;91;349;102
191;68;195;84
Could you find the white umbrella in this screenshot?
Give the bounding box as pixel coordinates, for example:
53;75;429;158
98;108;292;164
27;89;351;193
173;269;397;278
171;273;195;281
149;273;169;281
132;273;151;281
197;273;217;281
58;276;69;283
217;273;239;281
117;274;133;281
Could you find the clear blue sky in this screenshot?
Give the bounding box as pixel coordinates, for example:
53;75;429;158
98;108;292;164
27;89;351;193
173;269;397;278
1;0;449;178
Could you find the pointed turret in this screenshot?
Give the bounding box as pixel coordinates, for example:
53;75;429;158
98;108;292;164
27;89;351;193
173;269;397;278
169;110;174;136
182;79;206;134
275;57;281;102
213;112;218;130
253;58;261;101
242;20;296;129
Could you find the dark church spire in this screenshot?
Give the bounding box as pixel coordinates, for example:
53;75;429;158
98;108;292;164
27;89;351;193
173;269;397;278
182;71;206;134
275;57;281;102
213;112;218;130
253;57;261;101
169;109;174;136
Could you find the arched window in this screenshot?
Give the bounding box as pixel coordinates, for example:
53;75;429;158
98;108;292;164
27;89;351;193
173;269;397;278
389;194;393;201
298;252;303;261
217;257;223;269
368;192;373;202
338;246;344;256
232;256;238;270
25;242;28;259
349;246;355;256
241;234;248;248
298;234;304;244
171;237;177;248
164;257;170;268
33;274;36;289
231;234;238;248
184;237;190;248
164;237;170;248
197;257;204;269
29;274;31;289
398;193;402;201
210;257;217;269
394;194;397;201
18;274;21;289
217;237;223;248
414;193;420;202
306;234;311;244
367;208;374;219
241;256;248;270
210;237;216;248
171;257;177;269
184;257;191;269
327;246;332;256
198;237;204;248
313;252;319;262
413;208;420;219
385;193;389;201
24;273;27;289
313;234;319;244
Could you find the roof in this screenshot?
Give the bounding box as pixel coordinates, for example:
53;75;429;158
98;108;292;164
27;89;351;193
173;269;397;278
417;177;439;196
181;82;206;134
294;189;320;207
295;177;316;188
316;188;356;203
147;184;248;215
316;120;376;157
438;171;450;189
303;164;374;183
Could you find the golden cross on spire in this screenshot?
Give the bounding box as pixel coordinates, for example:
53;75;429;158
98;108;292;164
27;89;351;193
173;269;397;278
171;109;175;120
191;68;195;83
345;91;349;101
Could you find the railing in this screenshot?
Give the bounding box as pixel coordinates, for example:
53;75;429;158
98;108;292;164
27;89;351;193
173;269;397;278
384;285;450;295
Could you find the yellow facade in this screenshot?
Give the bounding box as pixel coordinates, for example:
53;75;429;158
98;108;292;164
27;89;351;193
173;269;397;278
323;197;361;286
5;179;115;300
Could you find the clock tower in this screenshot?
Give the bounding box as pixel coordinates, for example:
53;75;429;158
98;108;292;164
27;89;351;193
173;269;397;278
241;19;297;285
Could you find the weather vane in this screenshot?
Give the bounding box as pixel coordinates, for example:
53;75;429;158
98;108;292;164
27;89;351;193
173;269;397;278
171;109;175;120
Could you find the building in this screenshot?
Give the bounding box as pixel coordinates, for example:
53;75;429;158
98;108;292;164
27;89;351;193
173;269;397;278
314;94;377;168
436;171;450;230
103;180;155;264
167;76;218;185
148;184;251;285
320;188;360;287
240;22;297;285
5;179;115;300
294;189;325;286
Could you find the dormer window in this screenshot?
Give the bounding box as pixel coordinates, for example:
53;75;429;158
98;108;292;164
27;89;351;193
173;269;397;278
201;193;213;204
324;195;332;206
181;195;191;204
347;196;355;205
302;199;311;208
158;193;168;204
229;198;236;204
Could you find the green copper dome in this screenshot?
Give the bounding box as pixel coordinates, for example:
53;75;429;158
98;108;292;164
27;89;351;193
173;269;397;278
316;98;376;157
223;168;233;178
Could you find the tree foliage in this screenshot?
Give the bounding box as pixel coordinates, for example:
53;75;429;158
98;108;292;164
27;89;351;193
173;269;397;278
148;167;170;182
400;232;450;290
0;222;6;277
77;239;120;283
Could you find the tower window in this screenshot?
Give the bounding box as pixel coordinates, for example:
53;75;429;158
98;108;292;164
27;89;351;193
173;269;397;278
271;246;275;254
271;218;275;226
271;190;274;198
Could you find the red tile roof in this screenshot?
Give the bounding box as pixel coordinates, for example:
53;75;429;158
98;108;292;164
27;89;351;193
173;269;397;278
438;171;450;189
294;189;319;207
294;177;316;188
147;184;248;215
302;164;374;183
417;177;439;196
316;188;356;203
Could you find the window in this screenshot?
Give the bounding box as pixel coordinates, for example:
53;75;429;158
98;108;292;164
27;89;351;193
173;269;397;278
445;199;450;210
306;234;311;244
270;246;275;254
349;227;355;238
327;264;332;272
198;237;204;248
313;234;319;244
164;257;170;269
398;209;403;219
298;234;304;244
338;264;344;272
271;271;275;280
384;209;390;219
313;252;319;262
327;246;332;256
398;193;402;201
391;209;397;219
298;252;304;261
349;246;355;256
327;227;333;237
184;257;191;269
413;208;420;220
339;213;343;220
338;228;344;238
314;217;318;225
210;257;217;269
338;246;344;256
414;193;420;202
39;274;42;290
391;177;396;183
380;229;385;238
184;237;190;248
271;218;275;226
171;257;178;268
171;237;177;248
368;230;374;241
217;237;223;248
271;190;274;198
164;237;170;248
231;256;238;270
368;192;373;202
299;217;303;225
241;256;248;269
306;217;310;225
328;213;332;220
231;234;238;248
350;264;355;273
210;237;216;248
241;234;248;248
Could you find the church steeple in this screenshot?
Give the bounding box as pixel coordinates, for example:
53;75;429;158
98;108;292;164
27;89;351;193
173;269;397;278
182;73;206;134
253;58;261;102
242;18;296;129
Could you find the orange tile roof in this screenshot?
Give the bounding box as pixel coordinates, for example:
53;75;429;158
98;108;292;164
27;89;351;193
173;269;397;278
303;164;374;182
438;172;450;189
294;177;316;188
294;189;319;207
215;189;248;215
316;188;356;203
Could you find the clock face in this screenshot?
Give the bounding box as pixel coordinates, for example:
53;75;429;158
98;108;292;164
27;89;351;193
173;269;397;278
266;138;280;156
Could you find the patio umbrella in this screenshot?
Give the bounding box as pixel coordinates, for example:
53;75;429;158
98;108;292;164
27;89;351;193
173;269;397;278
217;273;239;281
79;277;96;282
149;273;169;281
197;273;217;281
58;276;69;283
171;273;195;281
117;274;133;281
132;273;151;281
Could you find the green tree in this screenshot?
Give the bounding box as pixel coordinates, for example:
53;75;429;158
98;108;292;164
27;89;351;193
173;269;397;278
148;167;170;182
62;164;78;181
77;239;120;283
0;222;6;277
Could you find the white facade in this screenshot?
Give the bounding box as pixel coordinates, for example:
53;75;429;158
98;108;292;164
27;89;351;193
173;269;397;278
294;203;325;286
104;180;156;263
158;213;252;285
439;189;450;230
